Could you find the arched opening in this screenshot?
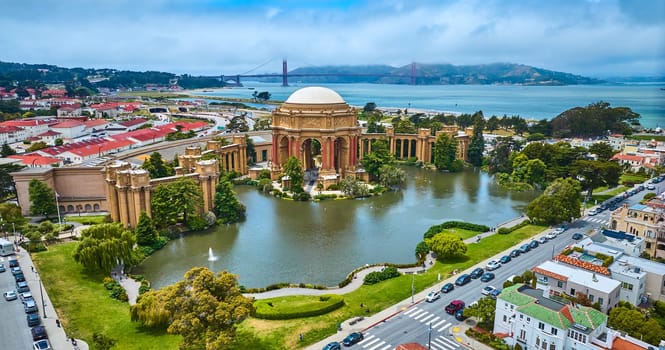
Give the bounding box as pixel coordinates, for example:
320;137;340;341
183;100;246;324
93;203;100;211
59;205;65;214
85;204;92;212
278;136;289;167
66;205;74;212
300;138;322;170
610;220;617;230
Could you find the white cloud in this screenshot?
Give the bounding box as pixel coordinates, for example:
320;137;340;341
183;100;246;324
0;0;662;76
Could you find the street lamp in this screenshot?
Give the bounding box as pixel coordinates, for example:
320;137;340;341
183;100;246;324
55;191;62;226
411;273;415;303
428;322;432;349
36;272;47;318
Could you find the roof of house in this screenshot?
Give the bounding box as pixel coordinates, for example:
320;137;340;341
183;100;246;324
499;284;607;330
612;154;645;162
37;130;62;137
8;154;61;166
536;261;618;289
0;119;55;128
119;118;148;127
553;254;612;276
83;119;109;128
51;120;85;129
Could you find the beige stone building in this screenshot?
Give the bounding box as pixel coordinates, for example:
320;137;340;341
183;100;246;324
610;202;665;258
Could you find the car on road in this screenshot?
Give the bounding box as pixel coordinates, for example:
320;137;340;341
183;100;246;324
470;267;484;279
426;290;441;302
4;290;17;301
481;285;497;296
647;184;656;190
33;339;52;350
538;237;548;244
11;266;22;275
588;209;598;216
510;249;521;258
24;299;38;313
0;263;5;272
342;332;364;346
14;272;25;282
480;272;495;282
455;274;471;286
499;255;511;264
440;283;454;293
546;231;558;239
322;341;341;350
20;291;33;303
553;227;566;235
572;232;584;240
519;244;531;253
486;260;501;271
454;308;466;321
17;281;30;293
445;300;465;314
27;313;40;327
9;258;19;267
489;289;502;299
31;326;48;341
528;240;539;249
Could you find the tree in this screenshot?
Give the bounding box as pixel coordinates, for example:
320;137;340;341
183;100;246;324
213;180;246;224
486;116;500;132
464;296;497;330
0;203;28;230
426;233;467;260
0;163;24;199
378;164;405;190
433;133;457;171
467;116;485;167
226;114;249;133
608;302;665;346
151;178;203;226
27;141;48;152
360;139;393;180
487;138;517;174
130;267;254;350
393;119;416;134
141;152;174;178
526;178;582;225
135;211;158;246
415;241;429;261
339;176;370;198
28;179;57;218
72;223;135;272
572;160;622;198
282;156;304;193
54;138;64;146
256;91;271;101
1;142;16;157
363;102;377;112
588;142;617;161
245;136;256;165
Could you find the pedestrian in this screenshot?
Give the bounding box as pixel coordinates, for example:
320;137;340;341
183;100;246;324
31;266;34;272
56;319;61;327
360;303;364;308
299;333;303;342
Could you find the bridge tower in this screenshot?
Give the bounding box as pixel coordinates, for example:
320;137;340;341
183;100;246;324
282;59;288;87
410;62;416;85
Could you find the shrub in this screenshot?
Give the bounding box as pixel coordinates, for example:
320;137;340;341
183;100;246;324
497;220;531;235
363;267;401;285
423;221;490;239
253;294;345;320
186;215;207;231
327;184;340;191
294;192;311;201
573;246;584;253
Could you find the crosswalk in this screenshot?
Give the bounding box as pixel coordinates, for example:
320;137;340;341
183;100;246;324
583;217;607;224
403;306;454;333
356;332;460;350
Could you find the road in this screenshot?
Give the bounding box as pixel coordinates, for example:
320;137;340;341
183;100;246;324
346;185;647;350
0;257;36;350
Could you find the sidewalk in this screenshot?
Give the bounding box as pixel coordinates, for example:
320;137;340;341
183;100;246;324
14;238;89;350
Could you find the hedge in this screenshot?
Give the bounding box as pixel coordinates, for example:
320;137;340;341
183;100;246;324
497;220;531;234
253;294;345;320
423;221;490;239
363;267;401;285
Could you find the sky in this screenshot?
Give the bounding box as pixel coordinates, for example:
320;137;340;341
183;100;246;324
1;0;664;78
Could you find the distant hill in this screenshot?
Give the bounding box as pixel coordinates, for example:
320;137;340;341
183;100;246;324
286;63;604;85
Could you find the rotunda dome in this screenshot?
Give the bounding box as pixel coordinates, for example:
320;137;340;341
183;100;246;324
284;86;345;104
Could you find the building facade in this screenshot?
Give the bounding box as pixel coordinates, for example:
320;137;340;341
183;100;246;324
610;203;665;258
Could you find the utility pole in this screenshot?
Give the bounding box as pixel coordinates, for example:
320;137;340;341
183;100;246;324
411;273;415;303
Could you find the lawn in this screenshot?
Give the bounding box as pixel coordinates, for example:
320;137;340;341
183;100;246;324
32;243;180;350
64;215;109;225
620;173;650;185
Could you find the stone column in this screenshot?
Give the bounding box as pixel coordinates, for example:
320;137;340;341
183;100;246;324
131;188;142;228
117;186;129;227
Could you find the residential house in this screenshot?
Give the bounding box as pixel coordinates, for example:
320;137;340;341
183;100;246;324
36;130;63;145
56;104;82;118
51;120;87;139
8;154;62;168
610;203;665;258
494;284;608;350
533;260;621;313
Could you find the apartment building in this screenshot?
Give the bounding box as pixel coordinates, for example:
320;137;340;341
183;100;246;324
610;203;665;258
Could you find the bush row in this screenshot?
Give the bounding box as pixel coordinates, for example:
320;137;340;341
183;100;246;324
363;267;400;285
240;282;328;294
423;221;490;239
103;277;128;302
497;220;531;235
466;328;510;350
253;295;345;320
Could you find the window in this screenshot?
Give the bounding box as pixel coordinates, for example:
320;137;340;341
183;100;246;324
519;329;527;341
589;294;594;302
539;322;545;330
503;315;507;322
557;281;564;288
550;344;556;350
536;337;540;346
520;314;524;320
598;297;604;306
552;328;558;335
570;288;576;295
511;305;514;310
527;317;531;323
622;282;633;290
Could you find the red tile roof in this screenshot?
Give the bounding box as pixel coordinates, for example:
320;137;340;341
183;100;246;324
553;254;611;276
612;336;649;350
52;120;85;128
119;118;148;127
0;125;23;133
532;266;569;282
37;130;62;137
8;154;61;166
0;119;55;127
83;119;109;128
612;154;644;162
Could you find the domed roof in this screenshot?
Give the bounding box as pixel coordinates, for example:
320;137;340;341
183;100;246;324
285;87;345;104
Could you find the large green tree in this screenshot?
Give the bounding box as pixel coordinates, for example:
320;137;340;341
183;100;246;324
282;156;304;193
1;143;16;157
526;178;582;225
466;112;485;166
608;302;665;346
28;179;57;218
213;180;246;224
360;139;393;180
151;178;203;226
130;267;254;350
141;152;174;179
135;211;158;246
551;101;640;138
588;142;617;161
426;233;467;260
464;296;497;330
378;164;406;190
0;162;24;199
73;223;136;272
572;160;622;198
433;133;457;171
0;203;28;232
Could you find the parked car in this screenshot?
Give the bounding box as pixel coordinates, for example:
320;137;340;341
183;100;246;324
14;272;25;282
538;237;548;244
588;209;598;216
470;267;484;279
486;260;501;271
322;341;341;350
454;308;466;321
32;339;51;350
647;184;656;190
27;313;41;327
11;266;22;275
455;274;471;286
31;326;48;341
4;290;17;301
440;283;454;293
426;290;441;302
17;281;30;293
528;240;539;249
499;255;511;264
445;300;465;314
553;227;566;235
20;291;33;303
545;231;557;240
9;258;19;267
572;232;584;240
481;285;497;296
0;263;5;272
24;299;38;313
489;289;502;299
342;332;364;346
480;272;495;282
519;244;531;253
510;249;521;258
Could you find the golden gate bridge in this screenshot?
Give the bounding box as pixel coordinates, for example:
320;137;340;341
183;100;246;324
204;59;419;86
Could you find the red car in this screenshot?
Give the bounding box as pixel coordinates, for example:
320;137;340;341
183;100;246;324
445;300;465;315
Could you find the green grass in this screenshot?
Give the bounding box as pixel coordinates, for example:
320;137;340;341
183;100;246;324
254;295;344;319
238;224;547;349
64;215;109;225
629;135;665;142
439;227;480;240
32;243;181;350
621;173;650;185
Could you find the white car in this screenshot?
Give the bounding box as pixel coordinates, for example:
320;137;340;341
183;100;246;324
553;227;566;235
486;260;501;271
481;285;497;296
426;290;441;302
647;184;655;190
4;290;17;301
546;232;557;239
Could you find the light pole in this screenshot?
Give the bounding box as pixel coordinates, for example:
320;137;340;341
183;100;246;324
36;273;47;318
411;273;415;303
54;191;62;226
428;322;432;349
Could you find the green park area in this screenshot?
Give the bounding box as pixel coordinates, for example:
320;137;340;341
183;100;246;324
31;223;545;349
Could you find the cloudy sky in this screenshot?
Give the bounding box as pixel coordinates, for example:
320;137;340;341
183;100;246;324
2;0;663;77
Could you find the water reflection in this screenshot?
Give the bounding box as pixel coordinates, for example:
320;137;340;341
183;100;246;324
136;167;539;289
